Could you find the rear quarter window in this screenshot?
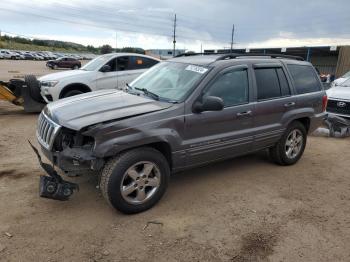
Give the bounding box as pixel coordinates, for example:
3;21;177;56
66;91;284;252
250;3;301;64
287;64;321;94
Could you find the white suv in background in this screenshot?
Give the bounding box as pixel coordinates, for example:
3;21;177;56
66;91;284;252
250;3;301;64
326;78;350;118
331;70;350;87
0;49;20;59
38;53;160;102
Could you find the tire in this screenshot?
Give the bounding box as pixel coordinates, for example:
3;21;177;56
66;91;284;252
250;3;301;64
100;147;170;214
53;64;58;69
24;75;42;102
72;65;79;70
269;121;307;166
62;89;84;98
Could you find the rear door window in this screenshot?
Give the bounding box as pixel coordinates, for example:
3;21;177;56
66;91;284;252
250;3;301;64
128;56;159;70
255;68;282;100
276;68;291;96
287;64;321;94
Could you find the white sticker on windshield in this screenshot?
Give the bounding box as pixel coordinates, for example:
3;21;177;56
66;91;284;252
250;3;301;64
185;65;208;74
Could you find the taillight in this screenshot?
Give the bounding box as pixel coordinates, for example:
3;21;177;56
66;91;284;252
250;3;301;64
322;95;328;112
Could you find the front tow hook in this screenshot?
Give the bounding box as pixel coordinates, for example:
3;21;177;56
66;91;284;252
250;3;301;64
29;141;79;201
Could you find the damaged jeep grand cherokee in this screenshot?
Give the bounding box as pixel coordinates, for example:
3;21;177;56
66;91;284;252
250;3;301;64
33;53;327;214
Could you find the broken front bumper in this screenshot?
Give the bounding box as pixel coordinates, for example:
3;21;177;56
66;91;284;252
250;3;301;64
40;144;104;173
29;141;79;201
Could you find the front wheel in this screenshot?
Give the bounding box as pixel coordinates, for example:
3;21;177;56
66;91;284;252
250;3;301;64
100;148;170;214
72;65;79;70
269;121;307;165
62;89;84;98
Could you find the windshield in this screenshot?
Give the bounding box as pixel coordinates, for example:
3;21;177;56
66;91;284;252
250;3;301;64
341;71;350;78
129;62;209;102
81;55;113;71
341;78;350;87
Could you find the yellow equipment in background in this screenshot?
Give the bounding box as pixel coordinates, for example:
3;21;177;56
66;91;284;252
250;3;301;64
0;77;45;112
0;82;24;105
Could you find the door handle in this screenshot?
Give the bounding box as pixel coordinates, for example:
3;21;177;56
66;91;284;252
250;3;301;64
236;110;252;117
284;102;296;107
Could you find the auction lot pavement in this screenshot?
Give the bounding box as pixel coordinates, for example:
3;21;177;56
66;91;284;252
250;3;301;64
0;62;350;261
0;60;88;81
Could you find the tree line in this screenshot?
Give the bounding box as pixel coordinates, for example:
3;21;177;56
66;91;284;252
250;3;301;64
0;35;145;54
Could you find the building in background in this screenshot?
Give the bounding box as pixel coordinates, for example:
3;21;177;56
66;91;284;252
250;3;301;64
204;46;350;78
146;49;186;60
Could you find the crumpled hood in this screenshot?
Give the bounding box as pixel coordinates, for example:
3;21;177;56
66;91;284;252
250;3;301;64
326;85;350;101
38;70;92;81
45;90;171;130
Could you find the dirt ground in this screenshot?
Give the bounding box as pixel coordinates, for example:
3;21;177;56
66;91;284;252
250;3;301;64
0;60;88;81
0;100;349;262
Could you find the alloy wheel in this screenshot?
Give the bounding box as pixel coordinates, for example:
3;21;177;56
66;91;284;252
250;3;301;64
285;129;303;159
120;161;161;205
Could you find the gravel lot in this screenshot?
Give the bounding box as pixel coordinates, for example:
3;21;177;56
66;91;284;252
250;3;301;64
0;62;350;261
0;103;350;262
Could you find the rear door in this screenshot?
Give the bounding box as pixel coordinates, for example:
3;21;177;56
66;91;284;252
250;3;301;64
252;64;295;149
184;65;255;166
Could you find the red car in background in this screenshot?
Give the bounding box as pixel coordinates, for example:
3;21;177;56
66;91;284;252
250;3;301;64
46;57;81;70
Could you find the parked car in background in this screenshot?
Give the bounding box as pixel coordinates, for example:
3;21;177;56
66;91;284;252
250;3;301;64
0;50;20;59
326;78;350;118
32;53;45;60
34;53;327;213
39;53;160;102
23;53;35;60
331;70;350;87
46;57;81;70
13;51;25;59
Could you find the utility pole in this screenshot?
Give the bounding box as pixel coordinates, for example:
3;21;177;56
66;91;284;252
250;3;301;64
230;24;235;53
173;14;176;57
115;31;118;52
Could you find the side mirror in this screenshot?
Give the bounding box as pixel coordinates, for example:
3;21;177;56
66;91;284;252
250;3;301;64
193;96;224;113
100;64;112;72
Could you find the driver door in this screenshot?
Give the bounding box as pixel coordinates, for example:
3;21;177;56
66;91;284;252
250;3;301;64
184;65;255;166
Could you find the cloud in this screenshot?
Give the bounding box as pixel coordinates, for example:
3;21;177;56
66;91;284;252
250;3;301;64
0;0;349;51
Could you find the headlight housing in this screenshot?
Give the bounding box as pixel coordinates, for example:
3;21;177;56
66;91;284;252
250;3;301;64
41;80;59;88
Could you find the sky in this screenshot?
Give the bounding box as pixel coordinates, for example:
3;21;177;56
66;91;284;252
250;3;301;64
0;0;349;52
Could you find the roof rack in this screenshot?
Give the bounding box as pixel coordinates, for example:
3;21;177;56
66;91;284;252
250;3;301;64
174;52;217;57
174;52;304;61
216;53;304;61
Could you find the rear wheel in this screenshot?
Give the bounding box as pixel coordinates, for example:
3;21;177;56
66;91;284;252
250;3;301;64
53;64;58;69
72;65;79;70
100;148;170;214
269;121;307;165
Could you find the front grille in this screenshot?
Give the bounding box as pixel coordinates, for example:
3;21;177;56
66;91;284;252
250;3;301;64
326;99;350;116
37;112;61;150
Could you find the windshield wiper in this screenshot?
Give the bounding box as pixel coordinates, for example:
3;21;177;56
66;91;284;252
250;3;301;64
134;87;159;101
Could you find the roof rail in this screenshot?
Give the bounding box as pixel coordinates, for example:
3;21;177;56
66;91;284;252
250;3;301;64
216;53;304;61
174;52;219;57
